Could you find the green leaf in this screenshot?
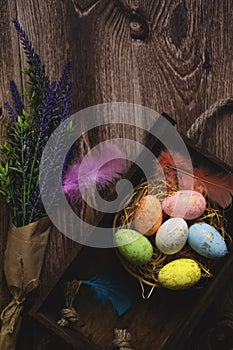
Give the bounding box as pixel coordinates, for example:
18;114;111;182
8;166;23;173
22;68;29;75
0;189;7;196
22;109;30;118
5;162;9;174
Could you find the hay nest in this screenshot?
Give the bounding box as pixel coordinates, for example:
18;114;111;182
113;180;228;298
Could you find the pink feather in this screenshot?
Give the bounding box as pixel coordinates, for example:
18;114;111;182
63;144;126;203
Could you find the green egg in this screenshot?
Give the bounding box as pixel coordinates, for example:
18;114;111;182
114;229;153;266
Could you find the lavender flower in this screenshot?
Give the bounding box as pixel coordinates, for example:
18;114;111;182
61;81;73;121
10;80;24;116
12;18;49;106
0;19;74;226
12;18;38;63
4;101;17;122
36;82;56;141
56;60;72;96
50;62;73;127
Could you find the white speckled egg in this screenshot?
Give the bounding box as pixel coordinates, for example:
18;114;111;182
162;190;206;220
188;223;228;259
155;218;188;254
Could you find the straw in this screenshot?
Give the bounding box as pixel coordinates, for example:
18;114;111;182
113;180;228;298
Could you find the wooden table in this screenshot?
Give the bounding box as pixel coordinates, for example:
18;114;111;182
0;1;233;349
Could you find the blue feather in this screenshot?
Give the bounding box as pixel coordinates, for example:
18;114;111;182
83;274;132;316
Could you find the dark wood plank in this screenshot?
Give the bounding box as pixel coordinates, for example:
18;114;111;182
0;0;232;349
184;283;233;350
200;1;233;167
0;0;21;311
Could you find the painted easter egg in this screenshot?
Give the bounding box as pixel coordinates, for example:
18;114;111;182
162;190;206;220
158;258;202;290
134;195;162;236
188;223;228;259
155;218;188;254
114;228;153;265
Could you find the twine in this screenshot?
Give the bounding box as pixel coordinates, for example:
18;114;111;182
0;257;40;334
187;98;233;144
57;280;82;327
58;307;79;327
112;328;134;350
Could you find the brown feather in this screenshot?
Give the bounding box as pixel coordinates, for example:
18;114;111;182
154;150;192;187
165;164;233;208
193;165;233;208
154;150;233;208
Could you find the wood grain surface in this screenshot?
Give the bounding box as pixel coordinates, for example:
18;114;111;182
0;0;233;349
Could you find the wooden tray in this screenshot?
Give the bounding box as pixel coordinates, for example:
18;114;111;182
30;114;233;350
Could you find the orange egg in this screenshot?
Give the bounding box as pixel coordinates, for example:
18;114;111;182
134;195;162;236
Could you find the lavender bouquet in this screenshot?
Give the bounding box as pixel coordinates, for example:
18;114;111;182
0;18;72;349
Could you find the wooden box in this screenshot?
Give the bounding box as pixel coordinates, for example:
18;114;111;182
31;114;233;350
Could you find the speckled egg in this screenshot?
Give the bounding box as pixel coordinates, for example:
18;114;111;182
162;190;206;220
155;218;188;255
134;195;162;236
188;223;228;259
158;258;202;290
114;228;153;265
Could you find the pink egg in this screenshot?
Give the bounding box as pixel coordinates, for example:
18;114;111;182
162;190;206;220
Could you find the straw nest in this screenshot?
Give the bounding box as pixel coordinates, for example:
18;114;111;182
113;180;229;298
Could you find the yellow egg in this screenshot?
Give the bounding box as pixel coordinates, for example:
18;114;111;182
134;195;162;236
158;258;201;290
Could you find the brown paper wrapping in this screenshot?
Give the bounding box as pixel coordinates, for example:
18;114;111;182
0;318;22;350
0;216;51;349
